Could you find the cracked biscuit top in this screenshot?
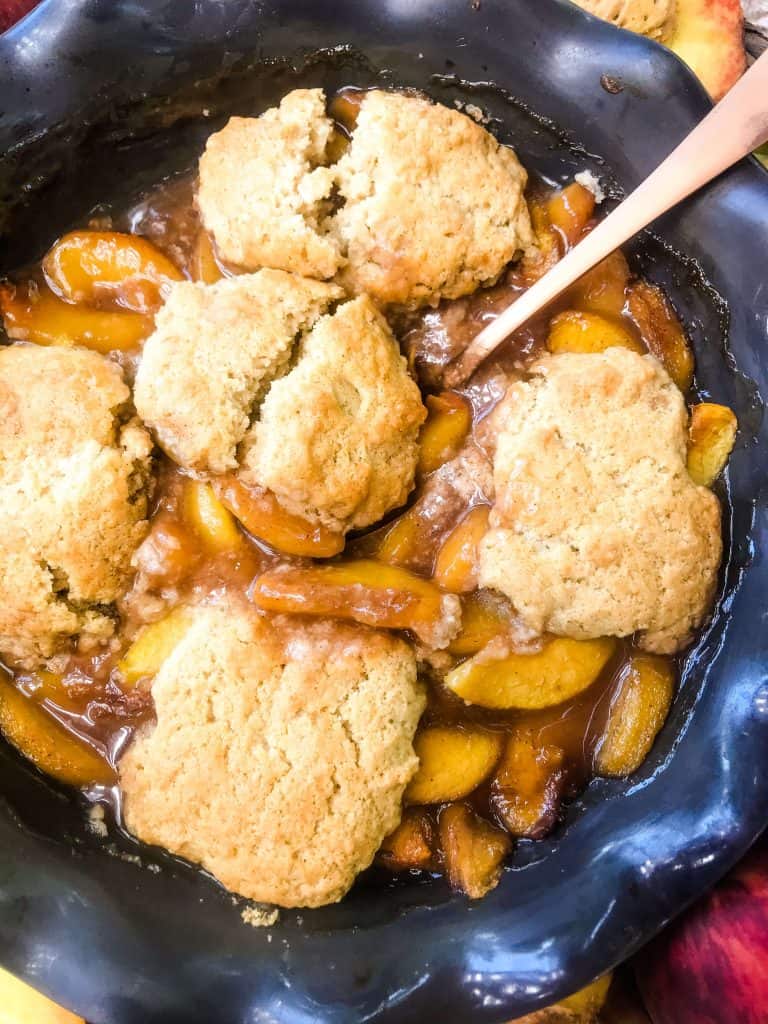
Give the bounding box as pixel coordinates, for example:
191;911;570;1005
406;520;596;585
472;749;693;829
0;344;153;668
197;88;534;310
197;89;343;279
330;89;533;308
238;294;426;531
133;269;342;475
479;348;722;653
119;601;425;908
135;272;426;533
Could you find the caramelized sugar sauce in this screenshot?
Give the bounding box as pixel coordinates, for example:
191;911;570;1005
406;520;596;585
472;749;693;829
0;91;681;877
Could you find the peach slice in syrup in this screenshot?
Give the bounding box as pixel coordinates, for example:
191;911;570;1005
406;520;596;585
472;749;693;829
546;181;596;248
0;280;153;352
595;653;675;777
687;402;737;487
43;230;183;313
0;673;114;786
433;505;490;593
214;476;345;559
438;802;511;900
627;279;694;391
547;309;644;355
447;591;511;657
445;637;616;710
251;559;458;648
418;391;472;476
182;480;242;552
406;726;503;805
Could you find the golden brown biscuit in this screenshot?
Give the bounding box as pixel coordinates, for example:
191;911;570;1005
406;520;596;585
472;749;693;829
479;348;721;653
331;90;534;308
239;295;426;531
133;271;342;474
197;88;533;310
0;344;152;667
197;89;342;278
571;0;676;41
120;602;425;908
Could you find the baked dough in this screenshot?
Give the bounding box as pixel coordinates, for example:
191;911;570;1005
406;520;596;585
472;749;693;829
197;88;534;309
479;348;721;653
0;344;152;667
331;89;533;308
197;89;342;278
133;270;342;475
136;273;425;533
239;295;426;531
120;602;425;908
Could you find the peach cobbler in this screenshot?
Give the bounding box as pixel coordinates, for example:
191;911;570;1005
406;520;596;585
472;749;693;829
0;87;736;911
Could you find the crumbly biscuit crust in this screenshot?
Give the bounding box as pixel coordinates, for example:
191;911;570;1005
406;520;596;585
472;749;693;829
136;273;425;532
480;348;721;653
133;271;342;474
120;603;425;907
0;345;152;667
198;88;534;309
197;89;343;278
331;89;534;308
239;295;426;531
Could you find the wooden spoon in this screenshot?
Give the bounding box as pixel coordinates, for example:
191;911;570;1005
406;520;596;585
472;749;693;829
446;50;768;387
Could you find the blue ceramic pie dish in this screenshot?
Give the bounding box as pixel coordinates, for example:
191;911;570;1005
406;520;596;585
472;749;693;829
0;1;767;1021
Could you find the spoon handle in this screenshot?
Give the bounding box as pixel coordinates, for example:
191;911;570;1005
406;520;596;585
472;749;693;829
447;50;768;386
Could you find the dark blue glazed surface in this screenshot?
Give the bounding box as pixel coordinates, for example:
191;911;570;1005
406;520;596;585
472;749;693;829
0;1;767;1021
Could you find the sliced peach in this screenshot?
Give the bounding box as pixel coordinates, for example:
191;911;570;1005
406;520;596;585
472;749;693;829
558;974;612;1019
134;514;202;586
192;230;224;284
490;731;566;838
329;88;365;130
0;965;85;1024
521;200;561;283
547;309;644;355
375;498;466;575
512;975;613;1023
666;0;745;102
0;281;152;352
566;250;630;319
627;280;694;391
418;392;472;476
445;637;616;710
546;182;596;248
325;128;351;164
595;653;675;777
687;402;737;486
17;669;82;714
183;479;242;552
406;726;503;805
374;502;451;573
439;802;511;899
433;506;490;593
0;676;114;786
378;807;435;871
215;476;345;558
43;230;183;313
376;506;421;567
251;560;459;648
447;590;511;657
118;605;194;689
